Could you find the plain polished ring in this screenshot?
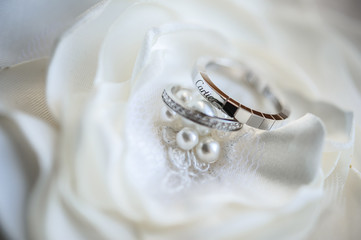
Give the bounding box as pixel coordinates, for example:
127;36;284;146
192;57;290;130
162;85;243;131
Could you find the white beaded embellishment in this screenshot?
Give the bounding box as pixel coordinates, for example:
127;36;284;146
160;87;229;192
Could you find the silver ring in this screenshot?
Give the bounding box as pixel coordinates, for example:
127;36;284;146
162;85;243;131
192;57;290;130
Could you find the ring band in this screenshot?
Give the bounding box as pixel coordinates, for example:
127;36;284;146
162;85;243;131
192;57;290;130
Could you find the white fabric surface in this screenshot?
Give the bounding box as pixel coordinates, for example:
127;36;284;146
0;0;101;68
0;0;360;239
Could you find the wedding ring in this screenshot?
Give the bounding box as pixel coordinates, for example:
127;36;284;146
192;57;290;130
162;85;243;131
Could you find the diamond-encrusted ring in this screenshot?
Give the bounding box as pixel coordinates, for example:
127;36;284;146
162;85;243;131
192;57;290;130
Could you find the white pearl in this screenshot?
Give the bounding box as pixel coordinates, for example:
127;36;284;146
176;127;199;151
189;100;216;116
175;89;193;104
185;100;215;136
196;138;220;163
160;106;177;122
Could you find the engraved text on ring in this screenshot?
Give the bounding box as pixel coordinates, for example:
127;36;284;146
196;80;217;103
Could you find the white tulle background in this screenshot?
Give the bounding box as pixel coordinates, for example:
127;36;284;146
0;0;360;240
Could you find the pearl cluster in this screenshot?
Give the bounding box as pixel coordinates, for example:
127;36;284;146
161;88;221;164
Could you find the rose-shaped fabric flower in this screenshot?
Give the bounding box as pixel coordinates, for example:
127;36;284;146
0;0;360;240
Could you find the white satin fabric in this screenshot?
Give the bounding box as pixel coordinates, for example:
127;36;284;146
0;0;360;240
